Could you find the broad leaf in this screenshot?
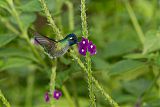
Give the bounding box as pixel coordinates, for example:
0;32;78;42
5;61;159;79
0;34;17;48
0;48;38;63
143;30;160;54
144;99;160;107
18;0;41;12
0;57;32;71
123;78;151;97
103;40;138;59
92;56;109;70
109;60;146;76
20;13;36;30
114;94;136;103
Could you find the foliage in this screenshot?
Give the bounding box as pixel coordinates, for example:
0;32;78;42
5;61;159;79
0;0;160;107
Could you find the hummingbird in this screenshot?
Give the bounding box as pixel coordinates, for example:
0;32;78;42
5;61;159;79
34;32;78;58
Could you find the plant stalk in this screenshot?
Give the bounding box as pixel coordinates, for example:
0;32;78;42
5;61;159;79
124;0;145;45
0;90;11;107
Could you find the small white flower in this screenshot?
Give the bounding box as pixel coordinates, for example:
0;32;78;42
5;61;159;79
56;93;59;97
83;41;85;44
90;45;93;48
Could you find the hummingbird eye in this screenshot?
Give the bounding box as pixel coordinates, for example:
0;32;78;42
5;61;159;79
70;37;73;40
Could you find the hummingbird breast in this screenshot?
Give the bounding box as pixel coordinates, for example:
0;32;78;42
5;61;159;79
53;45;70;58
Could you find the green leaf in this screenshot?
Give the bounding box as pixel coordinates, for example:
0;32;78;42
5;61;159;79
20;13;36;30
144;99;160;107
103;40;138;59
92;56;109;70
115;94;136;103
18;0;41;12
18;0;57;12
0;57;32;71
0;48;38;63
123;78;151;96
109;60;146;76
0;34;17;48
143;30;160;54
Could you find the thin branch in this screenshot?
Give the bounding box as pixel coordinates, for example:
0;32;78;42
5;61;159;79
124;0;145;45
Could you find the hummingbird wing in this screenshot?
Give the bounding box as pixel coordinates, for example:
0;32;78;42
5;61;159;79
34;32;58;58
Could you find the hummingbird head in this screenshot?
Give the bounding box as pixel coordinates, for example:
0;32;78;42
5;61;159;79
65;33;78;46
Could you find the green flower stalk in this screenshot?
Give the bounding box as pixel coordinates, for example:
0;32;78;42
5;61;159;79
50;65;57;106
39;0;63;40
81;0;96;106
81;0;89;38
92;77;119;107
0;90;11;107
70;50;119;107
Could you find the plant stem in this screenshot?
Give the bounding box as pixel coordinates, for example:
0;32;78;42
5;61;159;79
25;71;35;107
141;67;160;97
124;0;145;45
0;90;11;107
70;50;119;107
81;0;89;38
39;0;63;40
65;1;74;31
6;0;24;33
135;65;160;107
50;63;57;107
92;77;119;107
152;0;158;29
81;0;96;106
86;53;96;107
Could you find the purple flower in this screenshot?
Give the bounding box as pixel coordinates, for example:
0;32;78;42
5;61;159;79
78;37;97;56
79;37;89;48
79;46;87;56
45;92;50;102
78;37;89;56
53;90;62;100
88;41;97;55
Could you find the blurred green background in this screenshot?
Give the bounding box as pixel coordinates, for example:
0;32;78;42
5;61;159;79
0;0;160;107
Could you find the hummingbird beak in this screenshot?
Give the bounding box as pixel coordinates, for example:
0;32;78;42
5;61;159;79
76;42;79;45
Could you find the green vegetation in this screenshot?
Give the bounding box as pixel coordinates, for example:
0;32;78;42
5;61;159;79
0;0;160;107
